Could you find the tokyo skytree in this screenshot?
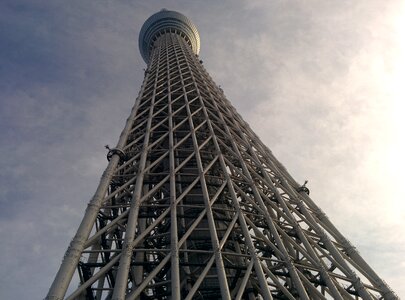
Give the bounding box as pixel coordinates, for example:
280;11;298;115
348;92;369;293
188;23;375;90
46;9;398;300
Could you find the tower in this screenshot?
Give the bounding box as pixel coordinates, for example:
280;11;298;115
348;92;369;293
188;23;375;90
46;9;397;300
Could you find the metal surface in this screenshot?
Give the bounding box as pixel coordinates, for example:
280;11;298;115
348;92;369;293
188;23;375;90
139;9;200;63
46;10;398;300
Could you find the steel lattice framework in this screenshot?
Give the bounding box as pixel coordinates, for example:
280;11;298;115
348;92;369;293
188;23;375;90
46;10;398;300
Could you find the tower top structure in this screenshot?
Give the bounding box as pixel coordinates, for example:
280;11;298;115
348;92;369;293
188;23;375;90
139;9;200;63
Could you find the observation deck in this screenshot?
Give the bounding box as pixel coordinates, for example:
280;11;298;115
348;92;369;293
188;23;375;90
139;9;200;63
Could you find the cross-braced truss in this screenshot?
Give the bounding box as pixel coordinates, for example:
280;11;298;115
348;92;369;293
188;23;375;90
46;25;397;300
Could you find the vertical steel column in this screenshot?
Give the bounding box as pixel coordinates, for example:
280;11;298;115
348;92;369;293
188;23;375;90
173;34;232;300
167;33;181;299
175;41;273;300
46;67;150;300
196;73;310;300
111;42;162;300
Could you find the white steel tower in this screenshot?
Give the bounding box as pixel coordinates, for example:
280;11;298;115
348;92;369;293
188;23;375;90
46;10;397;300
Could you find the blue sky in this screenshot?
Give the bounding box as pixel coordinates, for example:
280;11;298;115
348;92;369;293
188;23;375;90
1;0;404;298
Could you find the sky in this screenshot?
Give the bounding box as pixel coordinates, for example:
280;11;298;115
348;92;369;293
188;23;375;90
1;0;404;298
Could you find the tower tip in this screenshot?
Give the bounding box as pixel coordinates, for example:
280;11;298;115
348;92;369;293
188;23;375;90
138;10;200;63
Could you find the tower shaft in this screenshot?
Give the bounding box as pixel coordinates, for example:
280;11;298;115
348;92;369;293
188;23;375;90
46;10;398;300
